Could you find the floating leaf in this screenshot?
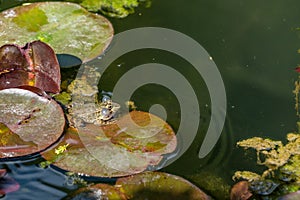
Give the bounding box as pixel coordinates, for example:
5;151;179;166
0;88;65;158
116;171;212;200
0;2;114;62
63;183;127;200
102;111;177;154
42;111;176;177
0;41;61;93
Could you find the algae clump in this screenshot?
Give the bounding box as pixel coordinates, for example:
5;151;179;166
80;0;151;18
233;77;300;197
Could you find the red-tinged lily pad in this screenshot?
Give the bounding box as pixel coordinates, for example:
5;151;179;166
0;169;20;195
0;41;61;93
42;111;176;177
116;171;212;200
0;2;114;62
103;111;177;154
0;88;65;158
63;183;127;200
42;127;159;177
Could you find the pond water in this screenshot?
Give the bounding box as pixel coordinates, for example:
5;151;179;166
1;0;300;199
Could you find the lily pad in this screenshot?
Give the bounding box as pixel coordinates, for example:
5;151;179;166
0;88;65;158
0;2;114;62
63;183;127;200
42;111;176;177
102;111;177;154
0;41;61;93
115;171;212;200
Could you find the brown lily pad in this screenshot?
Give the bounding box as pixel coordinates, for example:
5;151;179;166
103;111;177;154
63;183;127;200
0;2;114;62
0;41;61;93
116;171;212;200
0;88;65;158
42;111;176;177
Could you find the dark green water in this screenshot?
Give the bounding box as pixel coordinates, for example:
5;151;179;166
1;0;300;199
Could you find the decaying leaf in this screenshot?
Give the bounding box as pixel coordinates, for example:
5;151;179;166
63;183;127;200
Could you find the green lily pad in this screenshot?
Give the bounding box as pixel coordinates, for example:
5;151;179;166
116;171;212;200
42;111;176;177
0;88;65;158
63;183;127;200
0;2;113;62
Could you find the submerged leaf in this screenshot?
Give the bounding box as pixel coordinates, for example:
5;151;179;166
116;171;212;200
0;2;114;62
63;183;127;200
0;88;65;158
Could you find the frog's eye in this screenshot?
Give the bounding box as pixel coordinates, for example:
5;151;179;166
102;96;111;103
100;107;110;118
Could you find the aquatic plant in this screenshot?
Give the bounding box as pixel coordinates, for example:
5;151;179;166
78;0;151;18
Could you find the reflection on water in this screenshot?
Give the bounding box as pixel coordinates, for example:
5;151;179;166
1;160;67;199
1;0;300;199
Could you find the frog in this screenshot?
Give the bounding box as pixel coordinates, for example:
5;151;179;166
68;95;120;127
65;67;121;127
